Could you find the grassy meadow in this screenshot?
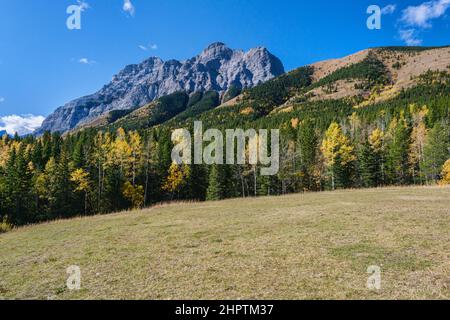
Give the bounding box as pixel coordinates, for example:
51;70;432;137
0;186;449;300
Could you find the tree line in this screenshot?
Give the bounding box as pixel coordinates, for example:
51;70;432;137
1;102;449;229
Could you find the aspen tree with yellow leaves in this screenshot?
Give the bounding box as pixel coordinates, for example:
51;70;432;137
163;163;191;199
440;159;450;185
321;122;356;190
122;181;144;209
70;168;91;215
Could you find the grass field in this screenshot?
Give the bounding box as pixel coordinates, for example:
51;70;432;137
0;186;449;300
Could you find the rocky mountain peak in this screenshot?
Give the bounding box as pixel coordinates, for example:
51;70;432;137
36;42;285;134
198;42;235;63
202;41;228;53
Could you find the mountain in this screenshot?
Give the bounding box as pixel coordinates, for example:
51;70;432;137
76;46;449;133
36;42;285;134
0;130;7;137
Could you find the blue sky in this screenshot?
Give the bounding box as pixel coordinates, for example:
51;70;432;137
0;0;449;134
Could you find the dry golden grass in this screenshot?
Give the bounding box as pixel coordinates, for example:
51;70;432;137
0;186;449;300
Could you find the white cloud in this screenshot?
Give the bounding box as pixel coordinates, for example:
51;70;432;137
139;43;158;51
397;0;450;46
78;58;96;64
382;4;397;15
399;29;423;46
401;0;450;28
123;0;135;16
0;114;45;136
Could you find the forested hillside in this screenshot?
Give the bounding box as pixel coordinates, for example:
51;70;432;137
1;47;449;229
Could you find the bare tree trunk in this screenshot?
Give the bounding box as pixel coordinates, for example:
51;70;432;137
98;161;101;212
144;143;151;206
254;166;257;197
331;167;335;191
84;192;88;216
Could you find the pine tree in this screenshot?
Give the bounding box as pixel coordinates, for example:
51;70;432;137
6;145;34;225
257;174;279;196
31;141;44;171
385;116;411;185
421;122;450;183
51;133;62;160
3;147;17;218
41;132;52;165
206;164;221;201
206;164;234;201
297;120;318;190
72;139;85;169
359;140;378;188
184;164;208;201
55;151;73;218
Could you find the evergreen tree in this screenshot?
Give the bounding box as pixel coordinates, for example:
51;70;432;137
359;140;378;188
206;164;234;200
206;165;222;201
184;164;208;201
31;141;44;171
54;151;74;218
297;120;318;190
6;145;34;225
385;116;411;185
72;139;85;169
41;132;52;165
421;122;450;183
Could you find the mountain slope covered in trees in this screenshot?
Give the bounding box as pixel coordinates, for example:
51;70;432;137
1;45;449;228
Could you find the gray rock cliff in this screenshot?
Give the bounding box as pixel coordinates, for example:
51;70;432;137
36;42;285;133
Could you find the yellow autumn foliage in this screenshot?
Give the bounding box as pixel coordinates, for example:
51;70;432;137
163;163;191;194
321;122;356;167
122;181;144;209
368;128;384;152
440;159;450;185
70;168;90;193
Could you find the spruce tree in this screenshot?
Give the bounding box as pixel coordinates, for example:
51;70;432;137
206;164;234;201
54;151;74;218
206;164;221;201
421;122;450;182
7;145;34;225
359;140;378;188
385;117;411;185
297;120;318;190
